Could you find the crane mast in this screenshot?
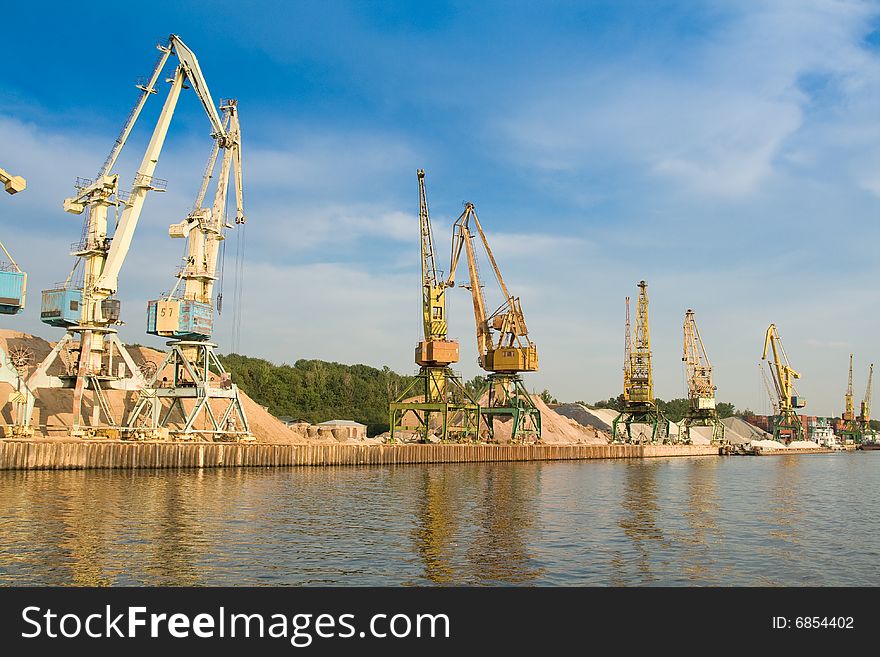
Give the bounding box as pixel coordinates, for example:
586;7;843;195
415;169;458;367
612;281;669;443
444;202;540;442
680;309;724;443
838;353;861;443
761;323;806;443
27;34;229;435
630;281;653;404
126;101;250;440
389;170;478;443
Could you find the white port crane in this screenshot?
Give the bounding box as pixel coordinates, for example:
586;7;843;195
126;99;251;440
28;34;231;434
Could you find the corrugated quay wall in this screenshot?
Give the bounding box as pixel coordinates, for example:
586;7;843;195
0;441;721;471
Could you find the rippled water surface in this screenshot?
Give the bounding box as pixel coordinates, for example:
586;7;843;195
1;453;878;585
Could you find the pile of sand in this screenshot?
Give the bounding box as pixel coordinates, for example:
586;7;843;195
1;330;309;443
751;439;789;450
554;403;616;432
721;416;772;445
788;440;821;449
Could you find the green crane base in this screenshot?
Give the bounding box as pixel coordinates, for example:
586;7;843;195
612;401;670;444
770;410;805;444
680;408;726;444
389;367;480;443
837;420;862;445
479;373;541;444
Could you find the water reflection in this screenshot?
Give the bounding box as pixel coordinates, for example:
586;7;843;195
613;460;664;584
0;456;876;586
413;467;458;584
412;464;542;584
466;465;543;584
681;458;722;582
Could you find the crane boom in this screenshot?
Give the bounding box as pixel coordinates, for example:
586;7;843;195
93;66;186;298
860;363;873;424
760;363;779;415
168;35;227;142
445;203;537;373
682;309;715;407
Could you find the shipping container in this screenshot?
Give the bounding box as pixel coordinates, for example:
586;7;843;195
147;299;213;339
0;270;26;315
40;288;82;327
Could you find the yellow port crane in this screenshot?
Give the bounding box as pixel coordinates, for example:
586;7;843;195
612;281;669;443
838;354;860;443
858;363;875;442
761;323;806;443
444;201;540;442
389;170;479;442
680;309;724;443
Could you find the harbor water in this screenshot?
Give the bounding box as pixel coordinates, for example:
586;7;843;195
1;453;877;586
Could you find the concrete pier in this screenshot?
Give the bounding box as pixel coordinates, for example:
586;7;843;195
0;440;721;471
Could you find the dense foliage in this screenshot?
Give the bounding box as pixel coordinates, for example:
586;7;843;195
219;353;416;436
217;352;778;436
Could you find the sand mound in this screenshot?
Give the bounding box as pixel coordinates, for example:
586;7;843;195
1;330;306;443
751;439;788;450
687;426;714;445
721;416;772;445
788;440;820;449
554;403;616;432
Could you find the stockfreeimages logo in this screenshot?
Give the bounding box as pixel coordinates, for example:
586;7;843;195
21;606;451;647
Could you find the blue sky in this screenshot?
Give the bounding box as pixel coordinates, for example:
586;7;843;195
3;0;880;415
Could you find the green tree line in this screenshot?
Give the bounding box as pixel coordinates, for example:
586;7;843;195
219;353;416;436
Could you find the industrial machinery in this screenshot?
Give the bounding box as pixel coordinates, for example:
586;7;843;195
838;354;861;443
0;165;27;315
761;323;806;443
125;99;250;440
0;164;35;436
443;202;540;442
27;34;231;435
612;281;669;443
389;170;479;443
858;363;875;442
680;309;724;443
760;362;779;415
